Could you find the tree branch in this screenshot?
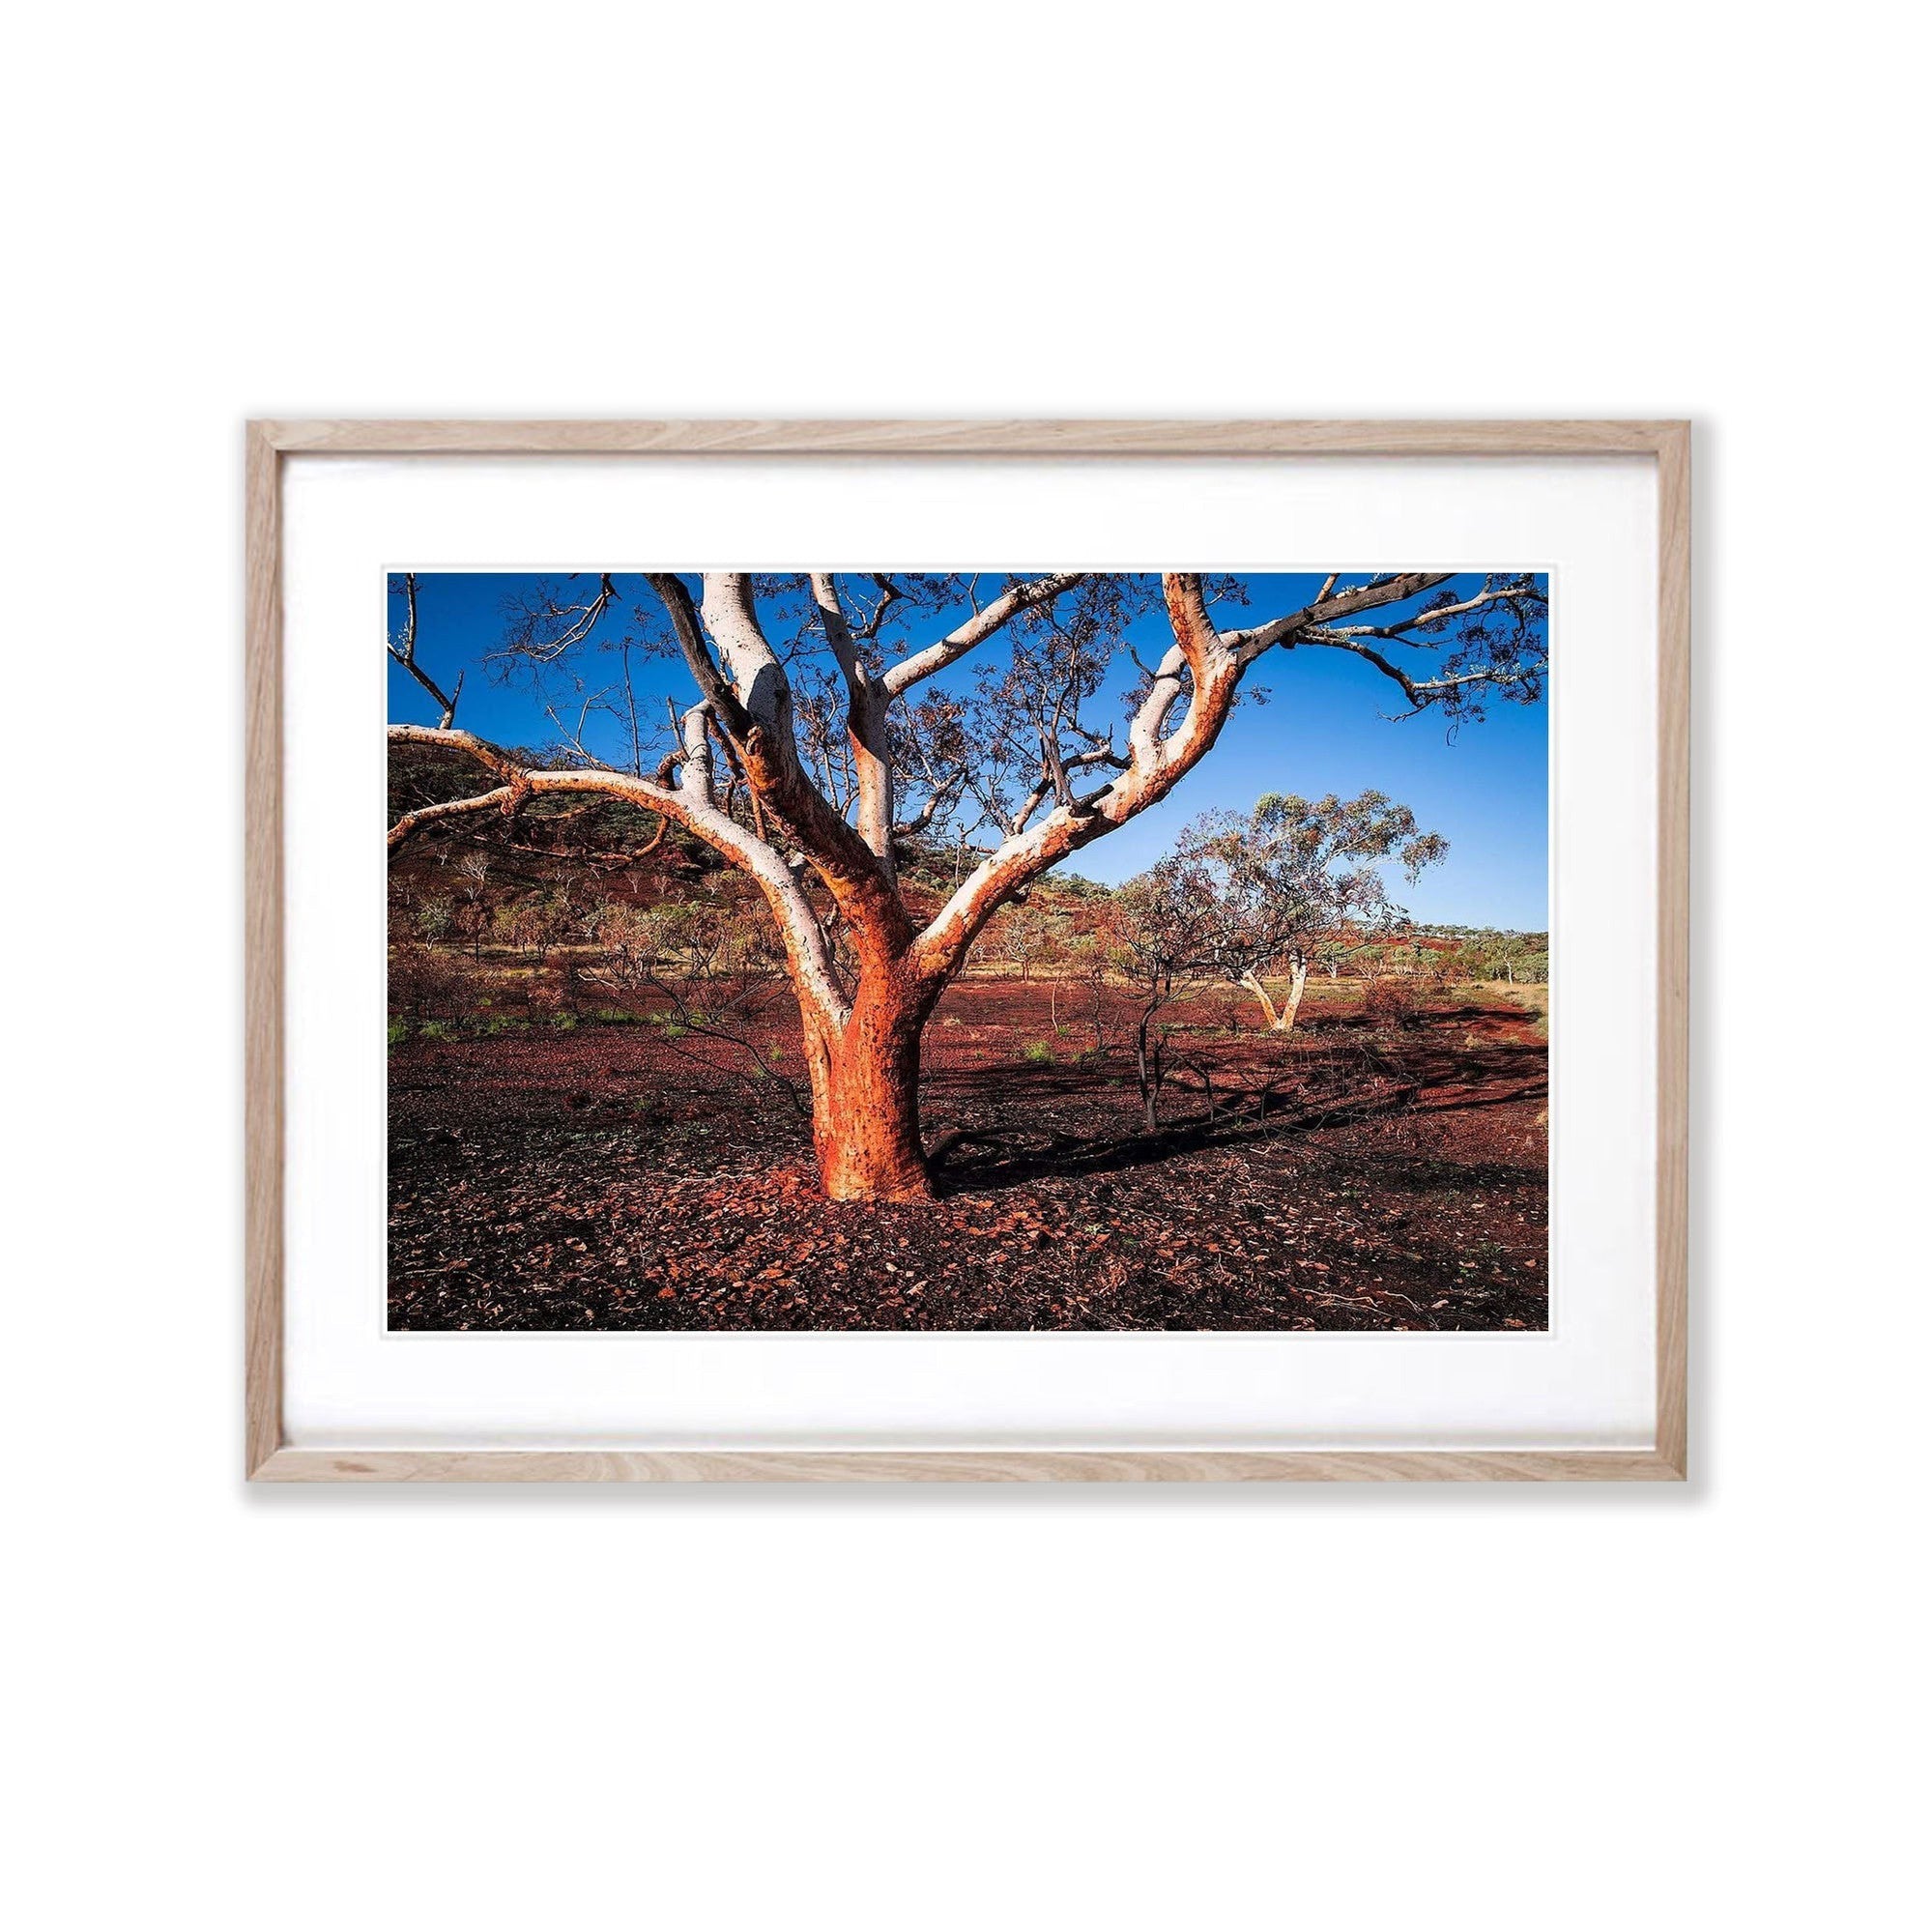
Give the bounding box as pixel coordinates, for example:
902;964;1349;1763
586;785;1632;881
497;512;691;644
1223;572;1455;667
386;724;849;1026
881;572;1088;698
387;786;518;850
387;572;464;729
1007;742;1128;838
911;576;1239;982
704;573;796;745
1320;583;1539;643
810;573;897;877
644;574;754;737
646;574;903;930
1293;632;1540;711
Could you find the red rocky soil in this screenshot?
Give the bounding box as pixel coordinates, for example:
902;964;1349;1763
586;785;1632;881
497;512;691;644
389;978;1548;1332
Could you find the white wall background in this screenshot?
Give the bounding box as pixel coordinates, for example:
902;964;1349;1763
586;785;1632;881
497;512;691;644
6;5;1923;1928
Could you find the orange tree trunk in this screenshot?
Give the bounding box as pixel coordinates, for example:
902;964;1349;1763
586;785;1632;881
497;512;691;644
804;978;937;1203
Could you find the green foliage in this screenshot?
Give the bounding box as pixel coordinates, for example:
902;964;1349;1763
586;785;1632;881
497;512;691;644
1021;1040;1055;1064
1429;927;1550;985
1170;790;1452;990
984;899;1074;980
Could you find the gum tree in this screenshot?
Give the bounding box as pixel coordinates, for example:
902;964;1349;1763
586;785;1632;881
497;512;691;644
388;570;1545;1200
1177;792;1450;1035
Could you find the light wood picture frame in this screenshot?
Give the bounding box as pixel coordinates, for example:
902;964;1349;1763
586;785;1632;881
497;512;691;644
246;418;1688;1483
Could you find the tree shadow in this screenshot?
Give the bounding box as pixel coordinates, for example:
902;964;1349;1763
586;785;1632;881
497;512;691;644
928;1059;1546;1197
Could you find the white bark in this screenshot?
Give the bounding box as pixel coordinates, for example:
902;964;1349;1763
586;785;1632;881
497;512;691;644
388;724;849;1027
881;572;1088;697
392;570;1522;1045
702;573;793;736
809;573;896;879
1239;955;1310;1033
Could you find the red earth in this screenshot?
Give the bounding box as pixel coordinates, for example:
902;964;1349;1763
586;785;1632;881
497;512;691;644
389;975;1548;1332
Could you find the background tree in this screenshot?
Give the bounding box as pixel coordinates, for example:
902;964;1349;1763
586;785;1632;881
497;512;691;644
493;891;570;968
1484;929;1549;986
1110;860;1222;1131
1065;928;1118;1056
985;898;1071;987
451;851;492;960
1428;925;1550;985
389;570;1546;1200
1177;792;1449;1035
585;883;800;1110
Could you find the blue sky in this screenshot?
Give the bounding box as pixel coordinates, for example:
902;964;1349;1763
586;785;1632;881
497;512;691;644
389;572;1549;930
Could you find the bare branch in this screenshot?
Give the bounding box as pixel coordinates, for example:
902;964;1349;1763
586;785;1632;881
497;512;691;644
678;701;717;806
1321;583;1535;642
809;572;897;878
703;573;793;737
387;573;464;729
851;573;905;640
389;723;527;786
891;777;964;841
1293;631;1540;711
881;572;1088;698
644;574;755;738
911;576;1240;981
387;786;518;850
497;573;619;662
645;574;898;916
808;573;867;706
386;724;849;1025
1223;572;1455;666
1007;742;1129;838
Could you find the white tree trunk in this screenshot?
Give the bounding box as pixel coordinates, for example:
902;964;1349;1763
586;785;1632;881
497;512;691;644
1278;955;1310;1033
1240;958;1310;1034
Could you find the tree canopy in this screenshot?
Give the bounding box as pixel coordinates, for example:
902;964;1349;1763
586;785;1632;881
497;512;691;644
387;569;1548;1199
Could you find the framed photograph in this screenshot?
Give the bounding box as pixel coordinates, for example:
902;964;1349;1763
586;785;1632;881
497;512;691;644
246;419;1687;1482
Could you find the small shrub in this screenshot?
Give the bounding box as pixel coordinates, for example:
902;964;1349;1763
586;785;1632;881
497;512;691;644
418;1020;456;1042
387;1018;410;1048
1361;976;1420;1027
1021;1041;1055;1065
389;941;467;1024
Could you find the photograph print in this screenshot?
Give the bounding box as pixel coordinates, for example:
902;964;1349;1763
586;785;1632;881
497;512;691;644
387;569;1549;1332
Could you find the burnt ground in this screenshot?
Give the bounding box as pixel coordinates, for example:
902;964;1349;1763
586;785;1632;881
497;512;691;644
389;976;1548;1332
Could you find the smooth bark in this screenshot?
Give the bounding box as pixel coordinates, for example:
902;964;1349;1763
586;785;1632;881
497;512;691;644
805;977;938;1201
1240;956;1311;1034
